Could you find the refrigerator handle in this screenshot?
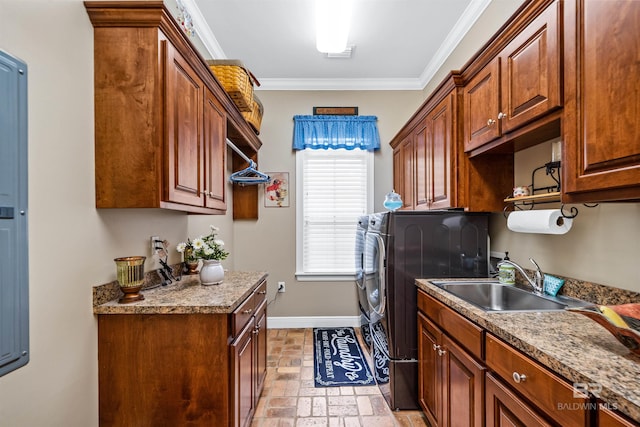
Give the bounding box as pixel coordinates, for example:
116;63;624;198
372;234;386;317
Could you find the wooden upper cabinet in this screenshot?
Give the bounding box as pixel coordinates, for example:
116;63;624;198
499;0;561;133
463;58;501;152
391;77;512;212
85;1;263;214
393;136;415;210
165;41;206;207
562;0;640;202
414;120;429;209
204;88;227;210
428;94;454;210
464;0;561;153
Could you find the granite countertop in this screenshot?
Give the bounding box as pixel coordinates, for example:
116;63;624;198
94;270;268;315
416;278;640;423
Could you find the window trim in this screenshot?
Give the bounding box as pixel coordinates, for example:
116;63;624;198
295;148;374;281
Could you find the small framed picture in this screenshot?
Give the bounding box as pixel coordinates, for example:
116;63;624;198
264;172;289;207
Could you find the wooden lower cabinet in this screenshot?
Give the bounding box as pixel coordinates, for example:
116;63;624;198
599;405;639;427
418;297;485;427
98;281;267;427
231;299;267;427
486;373;553;427
417;288;593;427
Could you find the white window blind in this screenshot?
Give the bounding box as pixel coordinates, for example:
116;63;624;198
296;148;373;280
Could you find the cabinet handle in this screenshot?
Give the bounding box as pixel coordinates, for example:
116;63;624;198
437;348;447;356
433;344;440;351
253;327;260;335
258;290;266;295
497;112;507;120
243;309;253;314
487;118;496;126
512;372;527;383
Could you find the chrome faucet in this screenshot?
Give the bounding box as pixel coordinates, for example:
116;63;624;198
497;257;544;295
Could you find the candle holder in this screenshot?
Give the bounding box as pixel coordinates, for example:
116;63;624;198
114;256;146;304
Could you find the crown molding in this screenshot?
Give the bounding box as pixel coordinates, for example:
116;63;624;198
180;0;226;59
256;77;424;91
185;0;492;91
418;0;492;87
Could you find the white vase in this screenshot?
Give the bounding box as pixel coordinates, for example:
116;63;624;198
199;259;224;285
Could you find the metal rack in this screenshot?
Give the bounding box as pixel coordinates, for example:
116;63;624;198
503;161;591;219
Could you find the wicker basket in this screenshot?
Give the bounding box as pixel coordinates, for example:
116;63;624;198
207;60;254;112
242;93;263;134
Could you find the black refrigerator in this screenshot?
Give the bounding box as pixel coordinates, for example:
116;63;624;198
363;210;489;410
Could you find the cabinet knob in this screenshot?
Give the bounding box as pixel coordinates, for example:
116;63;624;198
253;327;260;335
497;112;507;120
243;309;253;314
438;348;447;356
512;372;527;383
258;290;266;295
487;118;496;126
433;344;440;351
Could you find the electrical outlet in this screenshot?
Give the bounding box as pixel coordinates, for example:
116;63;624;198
150;236;162;255
278;281;285;293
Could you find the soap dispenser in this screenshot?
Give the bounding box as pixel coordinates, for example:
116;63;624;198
498;252;515;285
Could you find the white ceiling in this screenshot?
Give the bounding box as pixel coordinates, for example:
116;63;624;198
183;0;495;90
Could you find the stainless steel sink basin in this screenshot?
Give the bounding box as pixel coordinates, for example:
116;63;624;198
430;281;591;313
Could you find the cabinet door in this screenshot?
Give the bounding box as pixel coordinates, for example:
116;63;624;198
427;94;454;210
441;335;485;427
418;312;442;427
500;0;561;133
393;137;414;209
463;58;500;151
599;406;639;427
563;0;640;201
414;120;429;210
165;42;205;206
231;322;255;427
254;302;267;399
486;373;553;427
203;87;226;211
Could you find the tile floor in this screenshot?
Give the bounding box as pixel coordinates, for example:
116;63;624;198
251;328;429;427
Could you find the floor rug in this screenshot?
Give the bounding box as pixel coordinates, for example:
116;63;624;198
313;327;375;387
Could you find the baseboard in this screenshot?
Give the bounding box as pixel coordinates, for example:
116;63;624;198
267;316;360;329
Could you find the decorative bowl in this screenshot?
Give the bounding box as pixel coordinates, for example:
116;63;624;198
568;303;640;355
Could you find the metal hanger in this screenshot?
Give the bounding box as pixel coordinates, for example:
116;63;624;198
226;139;271;185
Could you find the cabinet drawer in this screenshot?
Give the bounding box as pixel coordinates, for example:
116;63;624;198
417;289;483;360
232;292;256;338
253;280;267;308
485;333;589;427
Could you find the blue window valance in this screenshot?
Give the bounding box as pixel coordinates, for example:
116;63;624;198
293;115;380;151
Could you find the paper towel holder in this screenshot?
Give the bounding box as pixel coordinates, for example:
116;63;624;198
503;160;598;219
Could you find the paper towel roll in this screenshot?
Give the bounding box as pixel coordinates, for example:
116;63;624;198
507;209;573;234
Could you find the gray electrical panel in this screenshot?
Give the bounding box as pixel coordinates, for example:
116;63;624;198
0;49;29;377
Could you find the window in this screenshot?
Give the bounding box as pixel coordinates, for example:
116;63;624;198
296;148;373;280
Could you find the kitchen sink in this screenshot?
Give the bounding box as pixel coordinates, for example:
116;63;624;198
430;281;592;313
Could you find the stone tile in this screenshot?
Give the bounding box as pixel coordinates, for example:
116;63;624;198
327;404;359;417
312;397;327;416
356;396;373;416
265;407;298;418
328;396;357;406
297;397;312;417
296;417;328;427
257;328;414;427
359;416;397;427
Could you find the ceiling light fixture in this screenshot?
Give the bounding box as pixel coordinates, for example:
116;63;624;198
315;0;354;54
